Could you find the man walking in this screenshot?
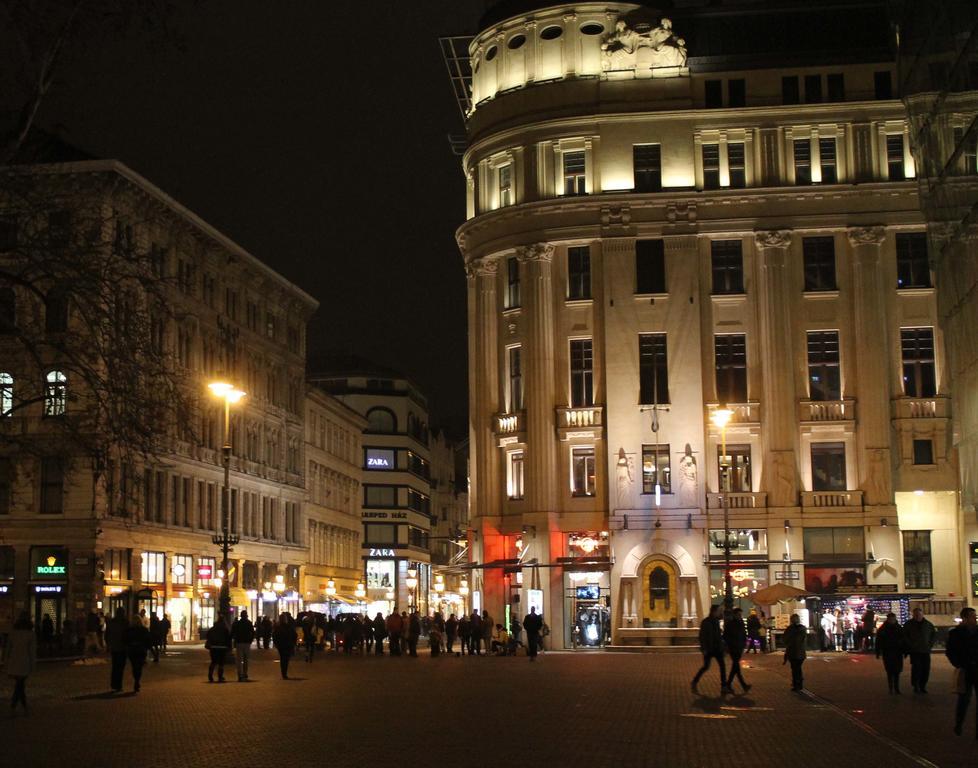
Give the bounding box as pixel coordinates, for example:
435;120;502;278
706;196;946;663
692;605;729;694
946;606;978;737
904;607;936;693
105;608;128;692
523;606;543;662
783;613;808;691
724;607;751;692
232;609;255;681
205;613;231;683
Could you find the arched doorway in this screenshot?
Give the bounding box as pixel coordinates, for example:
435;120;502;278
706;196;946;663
641;558;678;627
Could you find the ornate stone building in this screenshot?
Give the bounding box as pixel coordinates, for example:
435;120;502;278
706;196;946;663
453;0;964;649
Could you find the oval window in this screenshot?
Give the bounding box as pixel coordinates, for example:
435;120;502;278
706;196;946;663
580;23;604;36
486;45;498;61
508;34;526;50
540;26;563;41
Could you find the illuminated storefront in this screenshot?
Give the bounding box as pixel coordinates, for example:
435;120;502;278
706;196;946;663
562;532;611;649
29;546;69;631
707;529;768;611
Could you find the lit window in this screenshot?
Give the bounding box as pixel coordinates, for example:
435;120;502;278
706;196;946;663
0;372;11;416
571;446;596;497
44;370;66;417
887;134;906;180
508;451;524;500
642;444;671;494
563;151;586;196
498;163;513;207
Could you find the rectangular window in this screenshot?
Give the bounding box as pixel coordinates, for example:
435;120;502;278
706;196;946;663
826;73;845;102
40;458;64;514
639;333;669;405
903;531;933;589
364;485;397;507
635;240;666;294
705;79;723;108
782;75;800;105
633;144;662;192
571;447;596;497
805;74;822;103
364;523;397;545
642;444;671;494
803;526;863;560
105;549;131;581
807;331;842;401
887;134;906;180
197;556;216;585
702;143;721;190
794;138;812;184
727;78;746;108
913;439;934;466
0;458;11;514
874;70;892;100
567;246;591;300
803;236;837;291
896;233;931;288
711;240;744;294
508;451;524;500
172;554;193;585
508;346;523;411
901;327;937;397
811;442;847;491
365;448;396;470
563;150;586;196
498;163;513;207
718;444;752;492
963;128;977;175
570;339;594;407
505;256;520;309
141;551;165;584
819;137;837;183
727;142;746;188
715;334;748;403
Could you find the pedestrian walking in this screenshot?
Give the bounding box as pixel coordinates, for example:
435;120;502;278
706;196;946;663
692;605;729;694
272;613;297;679
407;610;421;657
386;611;403;656
301;613;316;662
261;616;273;649
724;607;751;692
160;614;171;654
904;607;936;693
446;613;458;655
205;613;231;683
861;608;876;653
105;607;129;692
125;614;151;693
833;609;845;652
876;612;907;694
746;610;761;654
523;606;543;662
149;613;162;662
363;614;374;653
4;611;36;716
373;612;387;655
782;613;808;691
946;606;978;738
231;610;255;681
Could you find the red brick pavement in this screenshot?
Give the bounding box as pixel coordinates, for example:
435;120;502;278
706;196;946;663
0;646;973;768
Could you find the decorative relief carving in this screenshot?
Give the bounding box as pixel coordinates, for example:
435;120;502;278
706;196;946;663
600;205;631;228
516;243;555;263
847;226;886;247
464;257;499;278
754;230;793;249
665;201;697;224
601;17;688;72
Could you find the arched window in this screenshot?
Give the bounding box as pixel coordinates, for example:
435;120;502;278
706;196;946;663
0;372;11;416
366;407;396;433
649;566;670;611
44;370;66;417
0;287;15;333
45;285;69;333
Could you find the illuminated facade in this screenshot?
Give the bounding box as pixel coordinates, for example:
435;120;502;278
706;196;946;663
0;160;316;639
454;0;965;649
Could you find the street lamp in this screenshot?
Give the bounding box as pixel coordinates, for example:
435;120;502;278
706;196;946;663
208;380;245;622
711;406;734;611
406;567;418;608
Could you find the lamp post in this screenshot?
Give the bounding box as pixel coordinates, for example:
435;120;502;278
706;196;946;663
208;381;245;622
710;406;734;611
406;567;418;609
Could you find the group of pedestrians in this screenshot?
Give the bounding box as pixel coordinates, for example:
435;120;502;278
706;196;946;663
691;605;761;695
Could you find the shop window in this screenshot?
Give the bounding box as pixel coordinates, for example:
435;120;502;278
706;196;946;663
728;142;746;188
508;345;523;411
563;151;586;196
803;236;837;292
567;246;591;300
639;333;669;405
141;551;165;583
803;526;863;561
811;442;846;491
105;549;131;581
633;144;662;192
642;444;671;494
40;457;64;514
711;240;743;294
715;334;747;403
896;233;931;289
902;531;933;589
702;143;720;190
505;256;520;309
819;137;838;183
709;529;767;557
912;439;934;465
901;328;937;397
635;240;666;294
571;447;596;497
197;556;216;585
709;566;768;611
570;339;593;407
807;330;841;401
649;567;670;610
508;451;524;500
718;444;752;492
172;554;193;585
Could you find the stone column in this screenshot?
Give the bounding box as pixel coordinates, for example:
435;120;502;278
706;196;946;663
517;243;558;515
848;226;893;505
754;231;799;507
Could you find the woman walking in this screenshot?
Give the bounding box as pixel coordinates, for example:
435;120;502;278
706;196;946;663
272;613;297;679
4;611;36;715
125;614;152;693
876;612;907;694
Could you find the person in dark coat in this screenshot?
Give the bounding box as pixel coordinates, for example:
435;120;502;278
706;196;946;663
782;613;808;691
746;610;762;654
692;605;728;693
469;611;483;656
904;607;936;693
231;610;255;681
272;613;297;679
446;613;458;655
407;610;421;657
458;614;471;656
205;613;231;683
105;607;129;692
260;616;273;649
723;607;751;692
40;614;55;657
876;612;907;694
362;614;374;653
372;612;387;655
4;611;36;715
148;613;162;662
946;606;978;737
386;611;403;656
523;606;543;662
160;614;171;653
125;614;152;693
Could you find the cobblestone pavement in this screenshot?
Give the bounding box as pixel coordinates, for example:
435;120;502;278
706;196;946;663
1;645;973;768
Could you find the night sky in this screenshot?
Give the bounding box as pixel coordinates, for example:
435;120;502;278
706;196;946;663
22;1;486;436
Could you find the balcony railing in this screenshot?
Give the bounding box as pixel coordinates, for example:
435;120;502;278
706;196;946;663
495;411;524;436
706;491;768;509
801;490;864;508
798;399;855;423
707;402;760;426
556;405;605;440
891;396;950;420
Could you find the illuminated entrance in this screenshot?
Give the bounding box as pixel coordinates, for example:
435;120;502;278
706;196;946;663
642;558;678;627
